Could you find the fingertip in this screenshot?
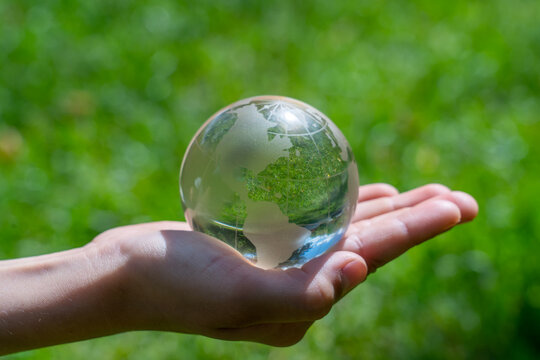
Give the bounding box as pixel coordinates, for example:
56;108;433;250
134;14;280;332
427;199;462;228
340;255;368;295
357;183;400;202
450;191;479;223
301;251;367;304
422;183;452;196
372;183;400;197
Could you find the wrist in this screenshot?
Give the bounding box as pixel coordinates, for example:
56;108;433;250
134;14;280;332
92;229;172;332
81;239;135;333
0;241;132;354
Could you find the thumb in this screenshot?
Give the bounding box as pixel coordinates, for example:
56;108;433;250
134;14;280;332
240;251;368;325
301;250;368;304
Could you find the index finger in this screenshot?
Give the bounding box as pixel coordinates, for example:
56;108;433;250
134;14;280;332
338;192;477;272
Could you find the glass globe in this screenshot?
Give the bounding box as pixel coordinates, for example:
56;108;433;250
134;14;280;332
180;96;359;269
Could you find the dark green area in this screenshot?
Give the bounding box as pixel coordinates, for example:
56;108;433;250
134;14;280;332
1;0;539;359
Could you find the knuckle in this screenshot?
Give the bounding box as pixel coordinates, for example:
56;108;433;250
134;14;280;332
301;282;335;319
394;214;412;239
375;197;395;212
348;233;367;256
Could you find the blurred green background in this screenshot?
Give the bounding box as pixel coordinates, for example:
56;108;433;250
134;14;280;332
1;0;539;359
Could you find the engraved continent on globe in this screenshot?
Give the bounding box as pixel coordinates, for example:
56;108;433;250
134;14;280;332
180;96;359;269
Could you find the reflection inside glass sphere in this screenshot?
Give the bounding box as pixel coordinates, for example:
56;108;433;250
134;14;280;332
180;96;359;269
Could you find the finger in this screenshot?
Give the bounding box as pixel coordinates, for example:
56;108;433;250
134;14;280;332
213;321;313;347
360;190;478;224
427;191;479;223
300;249;368;301
238;251;367;325
342;199;461;272
357;183;399;202
352;183;451;222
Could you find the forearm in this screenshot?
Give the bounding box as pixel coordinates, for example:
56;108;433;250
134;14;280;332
0;243;129;355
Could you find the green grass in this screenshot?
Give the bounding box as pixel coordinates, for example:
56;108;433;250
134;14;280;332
1;0;539;358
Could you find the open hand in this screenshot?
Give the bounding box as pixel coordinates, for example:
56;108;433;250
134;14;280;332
91;183;478;346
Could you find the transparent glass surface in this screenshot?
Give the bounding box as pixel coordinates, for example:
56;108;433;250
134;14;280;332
180;96;359;269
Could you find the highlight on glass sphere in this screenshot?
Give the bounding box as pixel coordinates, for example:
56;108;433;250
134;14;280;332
179;95;359;269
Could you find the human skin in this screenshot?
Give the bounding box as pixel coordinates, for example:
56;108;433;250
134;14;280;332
0;183;478;355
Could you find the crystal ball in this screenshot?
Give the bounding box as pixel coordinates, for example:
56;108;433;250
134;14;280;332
180;96;359;269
